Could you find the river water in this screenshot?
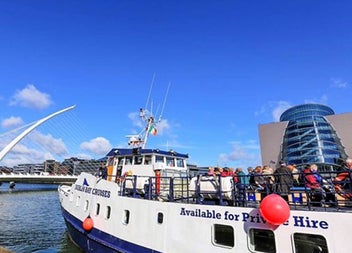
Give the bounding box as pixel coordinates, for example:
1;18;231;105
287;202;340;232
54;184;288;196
0;183;81;253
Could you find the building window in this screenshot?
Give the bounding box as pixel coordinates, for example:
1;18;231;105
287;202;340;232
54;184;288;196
248;228;276;252
213;224;234;248
123;210;130;224
293;233;328;253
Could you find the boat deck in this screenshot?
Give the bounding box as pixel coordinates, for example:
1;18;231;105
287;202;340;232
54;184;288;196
117;172;352;213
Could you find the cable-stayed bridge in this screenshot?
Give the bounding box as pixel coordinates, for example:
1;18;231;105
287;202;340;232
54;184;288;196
0;105;88;186
0;172;77;184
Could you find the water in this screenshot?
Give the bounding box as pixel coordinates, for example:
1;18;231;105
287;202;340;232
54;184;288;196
0;183;82;253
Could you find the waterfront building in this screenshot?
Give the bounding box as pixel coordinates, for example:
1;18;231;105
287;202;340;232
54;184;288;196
259;103;352;171
13;163;45;174
61;157;105;175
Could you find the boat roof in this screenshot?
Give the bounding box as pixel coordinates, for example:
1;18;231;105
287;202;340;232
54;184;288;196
106;148;189;158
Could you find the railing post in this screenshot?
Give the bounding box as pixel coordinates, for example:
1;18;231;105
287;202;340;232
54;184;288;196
169;178;174;202
218;176;223;206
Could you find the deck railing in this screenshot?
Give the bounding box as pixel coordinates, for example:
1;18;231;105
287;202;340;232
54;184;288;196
116;171;352;211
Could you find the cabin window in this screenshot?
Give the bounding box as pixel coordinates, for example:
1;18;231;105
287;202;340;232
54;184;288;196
166;157;175;167
157;212;164;224
134;156;143;165
293;233;328;253
176;158;184;167
95;203;100;216
125;156;132;165
123;210;130;224
248;228;276;252
144;155;152;165
156;155;164;163
118;158;124;165
106;206;111;219
84;200;89;212
213;224;234;248
108;158;114;166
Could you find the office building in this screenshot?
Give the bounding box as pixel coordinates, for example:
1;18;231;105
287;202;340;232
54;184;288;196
259;103;352;171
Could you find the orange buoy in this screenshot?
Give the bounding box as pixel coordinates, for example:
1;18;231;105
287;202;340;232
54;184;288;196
82;217;94;232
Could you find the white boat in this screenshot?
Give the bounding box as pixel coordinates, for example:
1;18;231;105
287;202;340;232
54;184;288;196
58;105;352;253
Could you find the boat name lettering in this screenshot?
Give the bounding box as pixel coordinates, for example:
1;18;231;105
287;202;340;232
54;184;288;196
179;207;329;229
74;185;111;198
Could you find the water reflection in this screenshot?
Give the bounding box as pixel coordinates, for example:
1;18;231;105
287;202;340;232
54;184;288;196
0;183;81;253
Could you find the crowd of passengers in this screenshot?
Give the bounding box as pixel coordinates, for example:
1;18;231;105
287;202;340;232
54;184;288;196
204;158;352;207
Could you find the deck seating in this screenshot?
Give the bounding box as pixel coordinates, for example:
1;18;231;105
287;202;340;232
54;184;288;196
124;176;149;195
189;175;234;201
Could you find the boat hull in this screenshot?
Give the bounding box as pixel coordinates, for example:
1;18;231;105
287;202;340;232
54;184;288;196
61;207;160;253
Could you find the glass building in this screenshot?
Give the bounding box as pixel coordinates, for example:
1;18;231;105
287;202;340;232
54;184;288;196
280;104;347;171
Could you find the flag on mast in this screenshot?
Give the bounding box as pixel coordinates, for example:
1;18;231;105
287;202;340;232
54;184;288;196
148;125;158;136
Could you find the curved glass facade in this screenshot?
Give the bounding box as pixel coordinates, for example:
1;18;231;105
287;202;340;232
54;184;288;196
280;104;347;171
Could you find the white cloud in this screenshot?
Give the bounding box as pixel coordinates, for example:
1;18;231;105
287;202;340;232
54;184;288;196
330;78;348;88
154;119;170;135
304;94;328;105
272;101;291;122
218;140;261;167
128;109;170;136
80;137;112;156
28;130;68;155
128;111;144;128
255;101;292;122
1;143;56;167
1;116;24;128
10;84;52;109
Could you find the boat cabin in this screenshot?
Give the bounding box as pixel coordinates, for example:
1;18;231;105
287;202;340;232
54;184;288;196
105;147;189;182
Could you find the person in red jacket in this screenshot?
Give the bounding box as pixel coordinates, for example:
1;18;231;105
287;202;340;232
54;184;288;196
303;164;336;207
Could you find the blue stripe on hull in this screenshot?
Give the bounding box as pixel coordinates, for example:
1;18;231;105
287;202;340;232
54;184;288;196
61;207;161;253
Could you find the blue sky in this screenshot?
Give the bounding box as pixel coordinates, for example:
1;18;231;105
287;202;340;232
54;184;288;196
0;1;351;168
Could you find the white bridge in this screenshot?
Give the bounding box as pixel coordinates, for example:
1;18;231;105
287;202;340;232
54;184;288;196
0;105;78;186
0;173;77;184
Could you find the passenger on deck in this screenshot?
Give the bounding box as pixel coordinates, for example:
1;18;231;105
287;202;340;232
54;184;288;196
247;167;254;188
235;168;246;185
303;164;336;207
221;167;230;177
207;167;215;176
98;164;108;180
334;158;352;199
262;165;274;192
273;161;293;202
287;164;300;186
235;168;246;206
253;166;266;190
